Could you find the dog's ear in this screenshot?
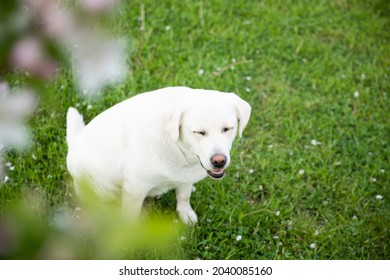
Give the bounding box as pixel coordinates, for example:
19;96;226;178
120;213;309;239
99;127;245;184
164;106;183;142
230;94;251;137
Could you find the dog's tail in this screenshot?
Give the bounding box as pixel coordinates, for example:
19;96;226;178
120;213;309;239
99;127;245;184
66;107;85;148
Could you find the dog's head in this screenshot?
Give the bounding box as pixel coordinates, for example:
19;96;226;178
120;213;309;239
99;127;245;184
165;90;251;179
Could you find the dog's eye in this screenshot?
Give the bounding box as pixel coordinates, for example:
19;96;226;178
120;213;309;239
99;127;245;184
193;130;206;136
222;127;233;133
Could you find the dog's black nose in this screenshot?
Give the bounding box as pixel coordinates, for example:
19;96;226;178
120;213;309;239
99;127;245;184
211;154;227;168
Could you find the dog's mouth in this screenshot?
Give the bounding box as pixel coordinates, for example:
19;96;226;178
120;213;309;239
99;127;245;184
196;155;226;180
207;169;225;179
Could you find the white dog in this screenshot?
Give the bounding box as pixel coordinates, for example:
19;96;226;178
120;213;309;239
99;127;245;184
66;87;251;224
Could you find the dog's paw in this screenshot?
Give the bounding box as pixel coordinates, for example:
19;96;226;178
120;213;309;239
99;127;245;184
178;209;198;226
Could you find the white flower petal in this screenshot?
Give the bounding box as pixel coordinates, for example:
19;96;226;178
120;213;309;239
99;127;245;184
72;37;128;95
311;139;321;146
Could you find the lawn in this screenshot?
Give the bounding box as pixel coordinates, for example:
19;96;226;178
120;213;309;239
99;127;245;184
0;0;389;259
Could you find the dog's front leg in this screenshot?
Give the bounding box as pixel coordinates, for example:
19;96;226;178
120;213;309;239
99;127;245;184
122;182;147;220
176;185;198;225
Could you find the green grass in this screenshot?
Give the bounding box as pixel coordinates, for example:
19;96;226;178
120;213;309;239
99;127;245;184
1;0;389;259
